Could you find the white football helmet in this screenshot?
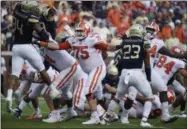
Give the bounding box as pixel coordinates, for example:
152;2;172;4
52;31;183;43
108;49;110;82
75;22;91;40
145;22;160;39
129;24;145;38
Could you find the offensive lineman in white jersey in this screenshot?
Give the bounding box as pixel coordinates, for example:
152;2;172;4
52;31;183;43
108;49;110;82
145;22;187;123
34;31;88;123
153;47;187;117
37;22;121;124
13;60;59;120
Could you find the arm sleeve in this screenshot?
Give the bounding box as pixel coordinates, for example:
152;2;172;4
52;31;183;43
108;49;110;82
59;42;72;49
94;42;109;51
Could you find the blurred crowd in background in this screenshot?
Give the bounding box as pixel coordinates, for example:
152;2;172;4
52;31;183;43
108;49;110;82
1;1;187;95
1;1;187;52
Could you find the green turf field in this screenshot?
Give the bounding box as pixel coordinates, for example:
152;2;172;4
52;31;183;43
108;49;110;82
1;98;187;129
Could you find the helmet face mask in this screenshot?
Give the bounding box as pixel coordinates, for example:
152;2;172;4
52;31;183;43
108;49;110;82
145;22;159;39
75;22;90;40
75;28;87;40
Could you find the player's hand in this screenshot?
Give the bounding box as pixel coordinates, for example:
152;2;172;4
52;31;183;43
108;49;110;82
32;38;41;45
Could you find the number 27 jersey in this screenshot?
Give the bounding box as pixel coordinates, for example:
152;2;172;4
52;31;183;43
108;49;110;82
67;34;105;73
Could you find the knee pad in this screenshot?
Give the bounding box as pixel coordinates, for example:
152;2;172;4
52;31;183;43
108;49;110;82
124;97;133;110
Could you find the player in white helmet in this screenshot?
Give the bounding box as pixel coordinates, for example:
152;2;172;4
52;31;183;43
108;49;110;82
36;21;121;125
145;22;187;123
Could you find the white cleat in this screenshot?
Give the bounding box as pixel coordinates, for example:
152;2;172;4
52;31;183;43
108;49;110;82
82;114;100;125
6;99;12;113
42;111;62;123
161;114;178;124
178;113;187;118
49;88;61;99
140;121;153;128
62;109;78;121
82;118;100;125
121;116;129;124
100;119;106;125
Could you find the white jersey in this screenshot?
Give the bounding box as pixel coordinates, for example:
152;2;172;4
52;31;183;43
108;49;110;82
44;49;76;71
67;34;105;73
149;38;165;68
21;61;58;81
154;54;185;84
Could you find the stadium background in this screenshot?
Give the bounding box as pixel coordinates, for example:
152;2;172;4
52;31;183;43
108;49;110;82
1;0;187;91
1;1;187;128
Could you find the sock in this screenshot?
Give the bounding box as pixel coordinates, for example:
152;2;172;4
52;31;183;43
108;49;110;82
35;108;41;114
67;107;73;114
92;111;100;120
7;89;13;100
161;102;169;116
18;100;27;110
142;101;152;122
108;100;118;112
122;108;129;118
57;108;67;114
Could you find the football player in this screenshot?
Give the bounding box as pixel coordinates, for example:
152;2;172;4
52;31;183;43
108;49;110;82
145;22;186;123
36;22;121;124
6;1;53;112
105;24;154;127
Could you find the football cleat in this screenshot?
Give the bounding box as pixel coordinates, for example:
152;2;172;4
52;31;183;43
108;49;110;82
82;117;100;125
120;116;129;124
61;109;78;121
140;121;153;128
13;108;22;120
42;111;62;123
178;112;187;118
161;115;178;124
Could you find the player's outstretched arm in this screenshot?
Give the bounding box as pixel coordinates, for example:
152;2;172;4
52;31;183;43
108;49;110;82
159;46;187;59
94;42;121;51
40;41;71;50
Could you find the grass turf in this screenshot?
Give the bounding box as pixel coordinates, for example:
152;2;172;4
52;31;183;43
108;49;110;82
1;98;187;129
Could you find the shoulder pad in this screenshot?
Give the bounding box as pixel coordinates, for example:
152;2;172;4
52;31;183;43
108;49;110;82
28;15;40;23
